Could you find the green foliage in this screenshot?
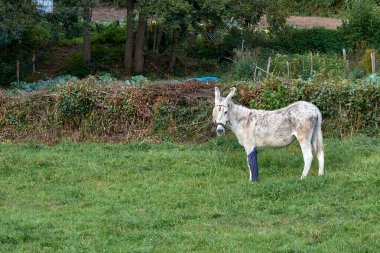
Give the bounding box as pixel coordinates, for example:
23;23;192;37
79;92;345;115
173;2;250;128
0;0;39;47
0;136;379;251
230;53;257;81
23;22;51;49
366;74;380;84
0;78;379;144
58;81;97;120
238;79;379;136
293;0;344;16
231;52;346;81
45;7;82;40
91;43;124;70
124;75;149;86
91;23;126;45
268;27;347;53
341;0;380;49
359;49;379;74
10;75;78;93
63;52;91;77
266;0;294;31
188;36;224;60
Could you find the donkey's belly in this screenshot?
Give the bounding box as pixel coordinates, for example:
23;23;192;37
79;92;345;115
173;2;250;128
256;134;296;148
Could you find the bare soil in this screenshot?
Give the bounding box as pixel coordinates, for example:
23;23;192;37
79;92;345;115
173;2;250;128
92;7;127;21
259;15;342;30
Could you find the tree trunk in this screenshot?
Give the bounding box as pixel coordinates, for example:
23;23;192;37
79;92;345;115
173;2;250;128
124;0;135;75
155;26;163;53
187;32;197;48
134;15;146;74
83;0;92;65
168;27;180;73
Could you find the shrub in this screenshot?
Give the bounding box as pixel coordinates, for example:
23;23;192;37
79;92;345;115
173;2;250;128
268;27;347;53
63;52;91;78
91;23;126;45
236;79;379;136
0;78;378;143
230;52;345;81
10;75;78;93
359;49;379;74
341;0;380;49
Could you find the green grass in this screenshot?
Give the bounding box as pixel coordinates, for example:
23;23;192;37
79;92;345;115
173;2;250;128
0;135;379;252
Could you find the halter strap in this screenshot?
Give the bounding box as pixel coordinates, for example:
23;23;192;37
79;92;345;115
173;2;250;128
215;122;227;129
214;104;230;128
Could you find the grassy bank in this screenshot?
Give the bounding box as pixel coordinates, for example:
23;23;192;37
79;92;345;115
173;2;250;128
0;135;379;252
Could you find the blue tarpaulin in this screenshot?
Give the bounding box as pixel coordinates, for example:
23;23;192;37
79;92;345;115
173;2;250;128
186;76;219;82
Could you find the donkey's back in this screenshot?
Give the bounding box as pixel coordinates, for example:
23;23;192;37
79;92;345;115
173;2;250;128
250;101;321;148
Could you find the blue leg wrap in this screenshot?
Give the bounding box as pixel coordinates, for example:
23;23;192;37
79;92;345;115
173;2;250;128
248;148;259;182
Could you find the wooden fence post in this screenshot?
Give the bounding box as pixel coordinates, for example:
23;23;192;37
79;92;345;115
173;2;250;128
33;51;36;73
370;52;376;74
266;57;271;78
310;52;313;77
342;48;349;73
286;61;290;77
16;60;20;82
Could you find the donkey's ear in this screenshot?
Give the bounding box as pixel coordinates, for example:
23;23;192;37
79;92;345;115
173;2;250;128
215;87;221;104
225;87;236;101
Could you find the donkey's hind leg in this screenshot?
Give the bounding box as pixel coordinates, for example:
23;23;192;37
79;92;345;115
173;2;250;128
299;140;313;180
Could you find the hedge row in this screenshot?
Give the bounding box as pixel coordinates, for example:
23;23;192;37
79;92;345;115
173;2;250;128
0;78;378;143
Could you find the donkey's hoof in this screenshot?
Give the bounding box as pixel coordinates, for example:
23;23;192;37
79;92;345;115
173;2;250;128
318;172;324;176
300;175;307;180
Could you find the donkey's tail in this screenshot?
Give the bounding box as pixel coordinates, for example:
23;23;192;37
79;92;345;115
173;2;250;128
311;110;323;154
312;109;325;175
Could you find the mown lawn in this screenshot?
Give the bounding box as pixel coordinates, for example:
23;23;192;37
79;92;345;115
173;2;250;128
0;135;379;252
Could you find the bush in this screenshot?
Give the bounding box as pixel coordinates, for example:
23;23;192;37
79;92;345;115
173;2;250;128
10;75;78;93
63;52;91;77
218;27;346;58
359;49;380;74
235;79;379;136
341;0;380;49
230;52;345;81
0;78;378;143
268;27;347;53
91;23;126;45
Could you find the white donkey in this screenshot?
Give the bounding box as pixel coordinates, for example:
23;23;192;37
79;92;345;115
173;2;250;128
213;87;324;181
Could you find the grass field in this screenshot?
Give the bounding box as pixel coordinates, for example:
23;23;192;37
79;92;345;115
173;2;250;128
0;135;379;252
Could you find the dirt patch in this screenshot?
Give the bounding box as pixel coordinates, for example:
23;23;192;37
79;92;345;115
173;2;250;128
92;7;127;21
286;16;342;29
259;15;342;30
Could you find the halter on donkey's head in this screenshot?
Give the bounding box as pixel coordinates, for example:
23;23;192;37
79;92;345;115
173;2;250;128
213;87;236;136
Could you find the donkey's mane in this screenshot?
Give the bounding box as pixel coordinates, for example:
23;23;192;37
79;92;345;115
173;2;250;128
229;102;252;114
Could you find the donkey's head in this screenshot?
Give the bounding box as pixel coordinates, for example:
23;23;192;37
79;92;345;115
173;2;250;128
213;87;236;136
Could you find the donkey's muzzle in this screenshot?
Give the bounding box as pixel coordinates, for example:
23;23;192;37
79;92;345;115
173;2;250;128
216;127;225;135
215;123;226;136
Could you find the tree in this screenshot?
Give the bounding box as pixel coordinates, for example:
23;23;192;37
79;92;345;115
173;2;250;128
55;0;98;65
341;0;380;49
0;0;46;84
133;13;146;73
120;0;294;75
123;0;135;75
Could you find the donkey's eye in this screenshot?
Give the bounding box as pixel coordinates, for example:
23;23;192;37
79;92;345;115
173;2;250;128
224;111;227;115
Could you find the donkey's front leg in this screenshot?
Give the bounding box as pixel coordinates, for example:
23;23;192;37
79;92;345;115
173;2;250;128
247;148;259;182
